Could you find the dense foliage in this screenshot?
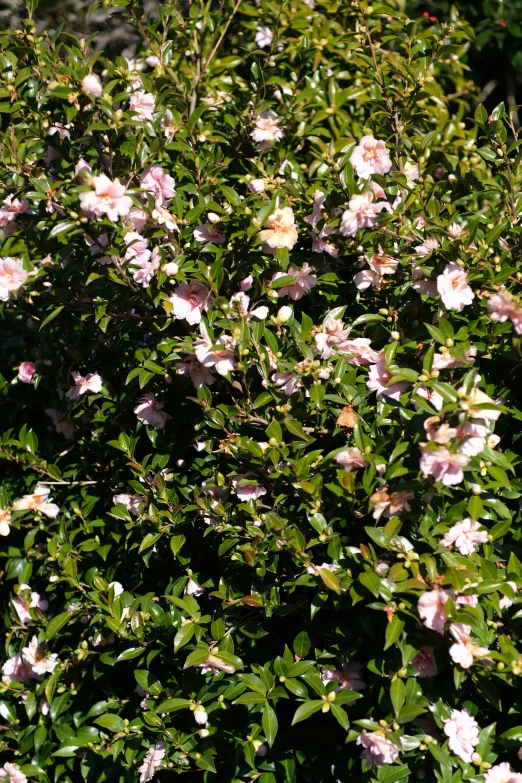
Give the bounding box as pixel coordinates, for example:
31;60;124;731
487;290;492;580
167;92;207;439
2;1;522;782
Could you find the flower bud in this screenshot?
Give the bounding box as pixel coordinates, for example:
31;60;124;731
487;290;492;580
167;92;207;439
162;262;179;276
199;728;209;738
277;305;292;324
194;705;208;725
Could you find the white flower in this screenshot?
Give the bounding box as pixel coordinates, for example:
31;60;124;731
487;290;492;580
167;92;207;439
22;635;59;676
440;518;488;555
484;762;522;783
13;485;60;518
437;263;475;311
255;25;273;48
137;742;166;783
340;192;386;236
249;179;266;193
0;763;28;783
443;708;479;762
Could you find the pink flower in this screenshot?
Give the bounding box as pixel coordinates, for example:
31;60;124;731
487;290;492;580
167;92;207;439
350;136;392;178
432;346;476;370
13;485;60;518
230;292;268;321
197;333;236;376
443;709;479;762
113;493;143;516
411;647;438;677
0;195;29;230
484;763;522;783
82;73;102;97
185;578;205;597
131;247;160;288
356;731;400;768
232;474;267;501
0;509;11;537
419;446;468;486
259;207;298;250
335;447;368;472
79;175;133;222
411;265;438;297
0;257;29;301
176;354;216;388
367;360;409;401
369;253;399;275
271;264;316;299
12;584;48;625
437;263;475;311
18;361;35;384
170;281;212;325
74;157;92;177
418;589;449;633
314;318;350;359
255;25;273;48
449;623;490;669
340;192;386;236
0;762;28;783
134;393;171;430
466;387;501;423
321;661;367;692
22;635;59;675
441;518;488;555
272;369;302;395
339;338;381;366
137;742;166;783
140;165;175;207
1;654;33;684
370;488;413;520
129;90;156;120
251;111;284;144
45;409;74;439
124;232;151;263
66;371;103;399
249;179;265;194
488;289;522;335
193;223;226;244
129;208;149;232
311;225;339;257
415;238;438;257
354;269;383;290
414;386;444;411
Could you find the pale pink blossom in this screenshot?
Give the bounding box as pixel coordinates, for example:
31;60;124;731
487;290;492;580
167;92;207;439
307;562;339;575
134;393;171;430
249;179;266;194
185;578;205;597
448;221;466;239
441;518;488;555
432;346;476;370
195;653;236;675
455;422;487;459
82;73;102;97
272;369;302;395
367;359;409;400
140;165;175;207
160;109;176;140
18;361;35;384
230;292;268;321
129;208;149;232
146;55;160;67
339;337;381;366
350;136;392;179
22;635;59;676
314;318;350;359
48;122;71;140
466;387;501;423
124;232;151;264
356;731;400;768
499;581;517;611
305;190;326;229
411;265;438;297
0;508;11;537
45;409;74;439
240;275;253;291
131;247;160;287
0;196;29;230
449;623;490;669
418;589;450;633
79;175;133;222
1;654;33;684
271;263;316;299
74;157;92;177
404;160;420;186
162;262;179;276
170;281;212;324
411;646;438;677
194;705;208;725
311;225;339;256
129;90;156;121
484;763;522;783
176;355;215;388
415;238;438;257
232;474;267;501
113;493;143;516
198;335;236;376
443;708;479;762
66;371;103;399
340;192;386;236
437;263;475;311
260;207;298;250
255;25;273;48
0;257;29;301
321;661;367;691
488;289;522;335
138;742;166;783
0;762;28;783
13;485;60;518
193;223;226;244
369;253;399;275
251;111;284;145
335;447;368;472
370;488;414;520
419;446;468;486
12;584;48;625
152;206;177;232
414;386;444;411
354;269;383;290
424;419;457;444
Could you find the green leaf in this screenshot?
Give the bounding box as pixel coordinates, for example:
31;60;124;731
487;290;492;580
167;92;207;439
174;621;195;651
293;631;311;658
116;647;145;662
291;700;324;725
384;616;404;651
40;306;64;330
390;678;406;717
46;611;73;640
94;714;125;732
158;697;191;713
262;704;278;747
330;702;350;730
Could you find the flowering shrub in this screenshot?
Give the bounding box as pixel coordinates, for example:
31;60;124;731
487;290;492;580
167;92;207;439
2;1;522;782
